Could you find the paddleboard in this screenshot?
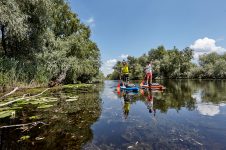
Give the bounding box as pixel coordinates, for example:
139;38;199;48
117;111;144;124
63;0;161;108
140;81;166;90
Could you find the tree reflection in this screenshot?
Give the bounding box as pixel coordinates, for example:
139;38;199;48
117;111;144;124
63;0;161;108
0;87;103;150
115;80;226;114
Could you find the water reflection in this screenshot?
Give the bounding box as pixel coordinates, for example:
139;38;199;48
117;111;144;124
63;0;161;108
192;89;225;116
0;86;103;150
141;89;156;116
122;91;131;119
1;80;226;149
85;80;226;149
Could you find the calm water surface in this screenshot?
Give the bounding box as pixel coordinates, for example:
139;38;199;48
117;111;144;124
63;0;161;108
1;80;226;149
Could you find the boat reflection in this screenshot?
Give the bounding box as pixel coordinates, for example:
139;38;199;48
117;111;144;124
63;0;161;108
116;90;138;119
116;87;164;119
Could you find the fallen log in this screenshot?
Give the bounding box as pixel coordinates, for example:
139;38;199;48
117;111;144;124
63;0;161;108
0;88;50;107
0;94;27;107
0;121;47;129
0;87;19;100
27;88;50;99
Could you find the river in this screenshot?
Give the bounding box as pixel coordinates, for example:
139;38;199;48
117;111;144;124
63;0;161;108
1;80;226;149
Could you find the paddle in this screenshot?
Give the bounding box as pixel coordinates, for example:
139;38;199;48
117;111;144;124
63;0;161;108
117;72;122;87
117;72;121;94
140;80;145;87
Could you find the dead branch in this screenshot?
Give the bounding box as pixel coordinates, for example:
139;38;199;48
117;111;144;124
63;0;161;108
0;121;47;129
0;87;19;100
0;94;27;107
0;88;50;107
27;88;50;99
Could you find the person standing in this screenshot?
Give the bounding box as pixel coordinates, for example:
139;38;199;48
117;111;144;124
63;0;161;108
121;60;129;87
144;61;153;86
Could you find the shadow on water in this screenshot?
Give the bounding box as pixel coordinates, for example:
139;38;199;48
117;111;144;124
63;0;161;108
1;80;226;149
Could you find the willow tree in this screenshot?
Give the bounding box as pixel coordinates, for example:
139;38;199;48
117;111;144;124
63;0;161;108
0;0;28;56
0;0;102;86
198;52;226;78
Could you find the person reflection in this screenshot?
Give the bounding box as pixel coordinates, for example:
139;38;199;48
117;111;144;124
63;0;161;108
122;91;131;119
141;89;156;117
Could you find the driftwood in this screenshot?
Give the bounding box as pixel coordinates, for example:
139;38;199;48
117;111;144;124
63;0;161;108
0;88;50;107
0;94;27;107
0;87;19;100
0;121;46;129
27;88;50;99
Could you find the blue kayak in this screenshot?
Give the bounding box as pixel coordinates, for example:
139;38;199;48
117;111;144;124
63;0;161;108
120;86;139;91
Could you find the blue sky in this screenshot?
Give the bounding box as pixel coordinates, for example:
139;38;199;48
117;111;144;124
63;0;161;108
69;0;226;75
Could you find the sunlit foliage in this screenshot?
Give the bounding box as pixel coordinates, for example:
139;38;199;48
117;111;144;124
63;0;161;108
0;0;101;86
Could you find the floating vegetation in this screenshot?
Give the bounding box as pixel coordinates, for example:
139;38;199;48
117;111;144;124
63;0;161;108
37;104;54;109
0;82;102;150
0;84;95;120
0;110;15;118
29;116;40;120
63;84;93;89
66;96;79;102
19;135;30;142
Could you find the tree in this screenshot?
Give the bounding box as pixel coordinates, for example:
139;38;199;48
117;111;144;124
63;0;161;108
148;45;167;61
0;0;102;86
0;0;28;56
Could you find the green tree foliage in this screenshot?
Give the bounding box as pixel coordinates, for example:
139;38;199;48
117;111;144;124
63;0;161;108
127;56;144;80
108;46;195;80
107;45;226;80
0;0;102;86
160;47;194;78
148;45;166;61
197;52;226;78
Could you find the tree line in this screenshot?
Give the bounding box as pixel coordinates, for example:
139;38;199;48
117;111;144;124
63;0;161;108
0;0;104;87
107;46;226;80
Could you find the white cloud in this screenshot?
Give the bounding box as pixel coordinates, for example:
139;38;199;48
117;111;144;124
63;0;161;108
120;54;128;59
106;59;117;66
192;90;202;103
101;53;130;76
85;17;95;27
192;90;221;116
219;103;226;107
86;17;94;24
101;59;117;76
190;37;226;62
102;85;118;100
197;104;220;116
